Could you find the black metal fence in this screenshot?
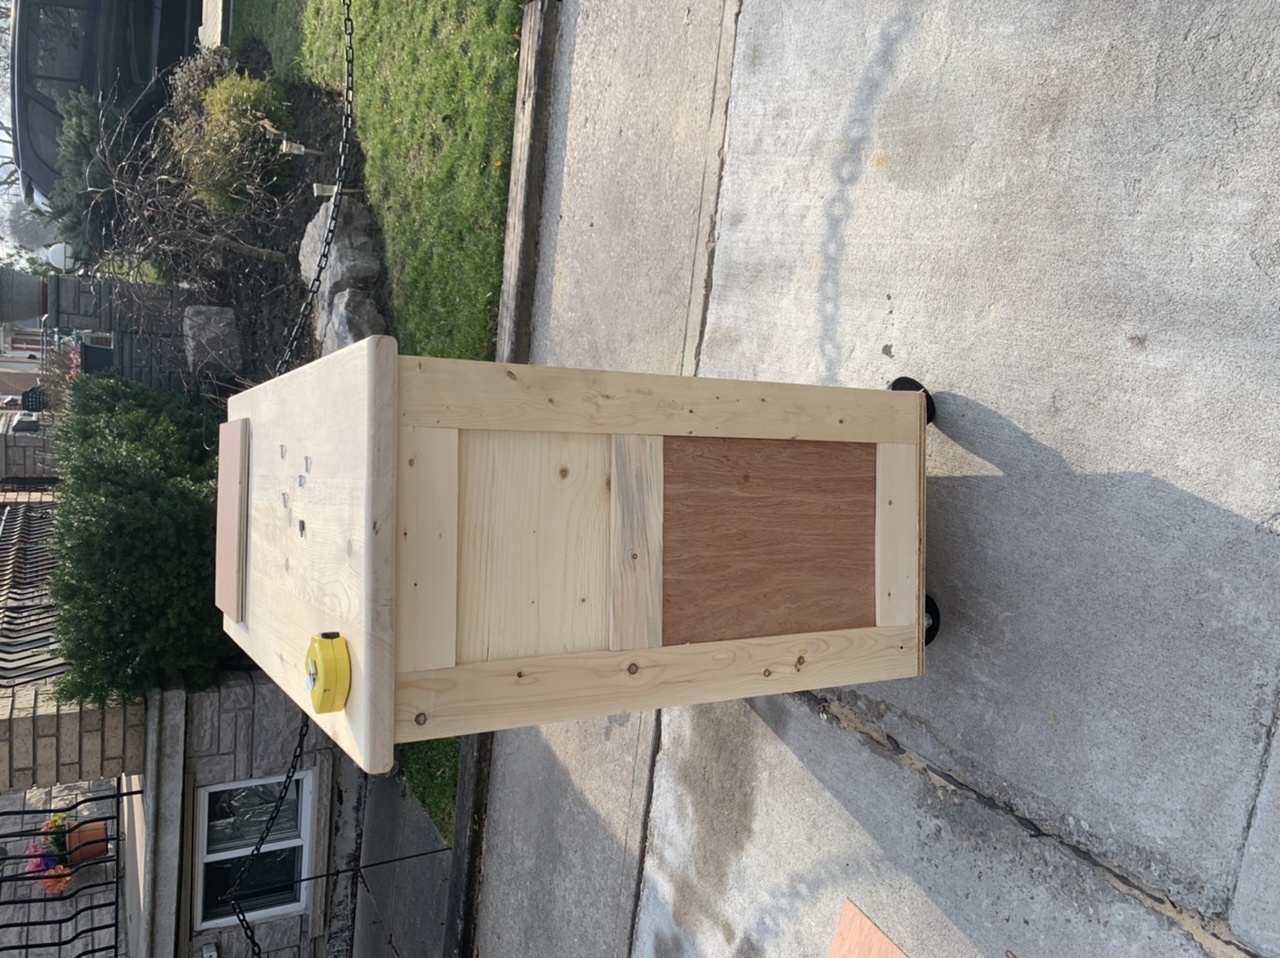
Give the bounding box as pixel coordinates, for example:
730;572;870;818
0;781;136;957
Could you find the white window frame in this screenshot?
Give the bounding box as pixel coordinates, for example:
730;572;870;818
193;771;314;931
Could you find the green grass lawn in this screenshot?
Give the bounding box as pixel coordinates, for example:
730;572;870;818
230;0;523;358
399;735;460;840
228;0;522;834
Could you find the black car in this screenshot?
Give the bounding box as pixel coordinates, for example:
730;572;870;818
9;0;200;207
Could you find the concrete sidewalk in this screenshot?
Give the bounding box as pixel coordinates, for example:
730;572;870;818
473;0;1280;955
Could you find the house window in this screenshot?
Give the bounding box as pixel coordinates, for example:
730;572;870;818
195;773;313;928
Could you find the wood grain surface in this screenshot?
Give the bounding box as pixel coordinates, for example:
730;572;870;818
395;427;459;673
455;430;611;664
394;625;918;741
875;443;920;630
662;437;877;645
610;434;664;651
215;418;249;622
398;356;921;444
222;335;398;774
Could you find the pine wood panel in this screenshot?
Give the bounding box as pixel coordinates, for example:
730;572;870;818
215;418;249;623
916;396;928;673
395;427;459;673
610;435;664;651
394;626;918;741
661;437;878;645
455;430;611;664
222;336;398;774
398;356;921;444
875;443;920;630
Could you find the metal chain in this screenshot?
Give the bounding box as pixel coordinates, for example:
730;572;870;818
274;0;357;377
226;716;311;957
228;6;351;949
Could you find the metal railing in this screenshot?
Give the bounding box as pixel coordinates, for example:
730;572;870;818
0;781;137;957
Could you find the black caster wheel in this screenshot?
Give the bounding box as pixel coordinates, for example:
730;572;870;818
924;594;940;646
890;376;936;425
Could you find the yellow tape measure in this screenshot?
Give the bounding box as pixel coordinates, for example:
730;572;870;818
305;632;351;714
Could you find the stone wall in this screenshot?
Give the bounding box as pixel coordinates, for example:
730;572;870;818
0;412;56;480
184;672;337;958
48;275;195;393
0;681;145;790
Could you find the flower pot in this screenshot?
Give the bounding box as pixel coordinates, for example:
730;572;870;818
66;821;109;866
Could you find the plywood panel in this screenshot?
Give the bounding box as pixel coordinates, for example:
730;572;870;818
875;443;920;633
395;427;459;673
828;899;907;958
215;418;249;622
456;430;611;663
662;438;877;645
222;335;398;774
610;435;663;651
394;626;918;741
398;356;921;444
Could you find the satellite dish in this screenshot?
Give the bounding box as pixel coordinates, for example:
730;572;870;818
47;243;76;272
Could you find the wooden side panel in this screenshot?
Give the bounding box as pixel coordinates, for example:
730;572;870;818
222;335;398;774
875;443;920;632
662;438;877;645
456;430;611;663
828;899;907;958
917;398;928;674
610;435;663;651
395;427;459;673
398;356;921;444
215;418;249;622
394;626;919;741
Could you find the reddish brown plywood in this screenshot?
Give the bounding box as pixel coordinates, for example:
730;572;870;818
662;437;877;646
828;899;908;958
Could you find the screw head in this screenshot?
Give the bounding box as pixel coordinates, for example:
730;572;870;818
414;712;428;726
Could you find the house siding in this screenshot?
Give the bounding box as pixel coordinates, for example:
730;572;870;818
183;672;340;958
0;681;145;789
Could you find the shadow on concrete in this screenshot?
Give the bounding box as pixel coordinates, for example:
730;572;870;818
525;0;579;333
353;774;452;958
817;0;918;385
831;392;1280;914
474;718;655;958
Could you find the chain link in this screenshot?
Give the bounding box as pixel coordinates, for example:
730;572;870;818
274;0;357;377
226;716;311;957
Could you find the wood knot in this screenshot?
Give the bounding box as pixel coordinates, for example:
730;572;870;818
414;713;427;726
627;663;639;675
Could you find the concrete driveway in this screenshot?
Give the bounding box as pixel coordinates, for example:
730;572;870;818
475;1;1280;955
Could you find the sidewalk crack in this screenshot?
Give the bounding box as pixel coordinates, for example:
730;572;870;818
801;691;1265;958
627;710;663;958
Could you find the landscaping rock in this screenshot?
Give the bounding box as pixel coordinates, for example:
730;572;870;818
299;198;387;355
318;289;388;356
182;305;242;373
